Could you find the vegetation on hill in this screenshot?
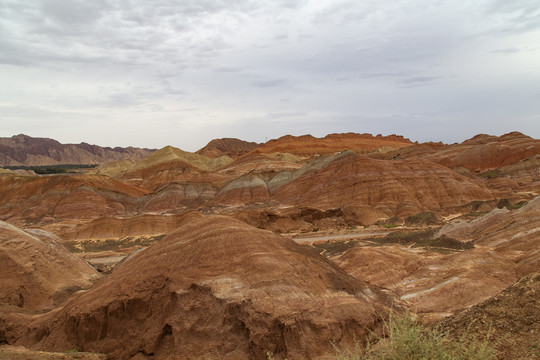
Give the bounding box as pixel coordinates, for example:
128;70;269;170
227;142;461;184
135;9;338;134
5;164;97;174
331;311;496;360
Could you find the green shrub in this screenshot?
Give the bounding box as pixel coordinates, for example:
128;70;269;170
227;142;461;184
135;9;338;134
332;311;496;360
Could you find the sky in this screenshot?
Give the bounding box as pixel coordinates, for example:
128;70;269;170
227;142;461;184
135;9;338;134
1;0;539;151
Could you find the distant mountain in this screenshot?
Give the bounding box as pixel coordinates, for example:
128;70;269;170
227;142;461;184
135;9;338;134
251;132;414;156
196;138;261;158
0;134;155;166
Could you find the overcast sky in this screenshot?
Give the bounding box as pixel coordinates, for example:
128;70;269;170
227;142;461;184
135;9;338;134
1;0;539;150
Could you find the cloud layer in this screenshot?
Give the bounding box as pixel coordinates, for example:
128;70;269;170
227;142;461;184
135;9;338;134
1;0;539;149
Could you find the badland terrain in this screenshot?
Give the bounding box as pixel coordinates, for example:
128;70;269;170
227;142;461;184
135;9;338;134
0;132;538;359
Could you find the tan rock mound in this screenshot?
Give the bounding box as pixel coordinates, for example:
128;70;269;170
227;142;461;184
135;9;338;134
196;138;261;158
14;214;395;360
0;221;100;312
252;133;413;156
129;145;233;173
93;159;136;178
117;147;233;190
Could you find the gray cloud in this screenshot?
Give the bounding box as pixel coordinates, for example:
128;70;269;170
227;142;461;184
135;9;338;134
0;0;539;149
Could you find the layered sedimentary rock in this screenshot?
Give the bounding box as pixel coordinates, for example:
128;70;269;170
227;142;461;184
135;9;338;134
59;214;188;241
251;133;413;156
0;221;100;312
372;131;540;173
111;146;233;190
333;196;540;318
140;182;219;212
0;174;149;226
196;138;261;158
272;151;495;218
0;134;153;166
13;214;394;360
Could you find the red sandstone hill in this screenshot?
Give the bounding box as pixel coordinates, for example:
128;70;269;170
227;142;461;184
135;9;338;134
251;133;414;156
0;174;149;227
0;221;100;312
196;138;261;158
270;151;495;218
11;214;395;359
0;134;154;166
371;131;540;173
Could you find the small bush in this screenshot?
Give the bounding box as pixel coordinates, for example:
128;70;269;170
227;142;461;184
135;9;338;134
332;311;496;360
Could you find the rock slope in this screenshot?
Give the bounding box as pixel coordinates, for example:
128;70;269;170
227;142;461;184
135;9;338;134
0;221;100;312
196;138;261;158
333;196;540;319
251;133;413;156
440;272;540;360
272;151;495;218
13;214;395;360
372;131;540;173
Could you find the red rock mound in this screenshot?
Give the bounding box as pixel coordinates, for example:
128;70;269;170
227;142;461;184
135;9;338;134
0;174;149;227
373;131;540;173
15;214;395;360
273;151;495;218
196;138;261;158
0;221;100;312
252;133;413;156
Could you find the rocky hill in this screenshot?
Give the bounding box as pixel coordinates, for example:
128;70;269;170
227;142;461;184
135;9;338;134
196;138;261;158
371;131;540;173
0;134;154;166
0;221;100;312
251;133;414;156
8;214;395;359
